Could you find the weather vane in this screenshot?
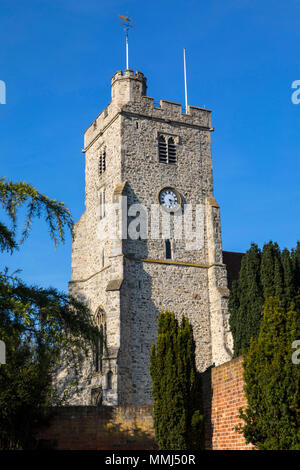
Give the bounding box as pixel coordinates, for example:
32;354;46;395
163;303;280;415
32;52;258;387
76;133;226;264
119;15;134;70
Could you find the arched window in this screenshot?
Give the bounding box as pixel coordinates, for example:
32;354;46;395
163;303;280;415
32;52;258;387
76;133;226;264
94;307;106;373
158;135;167;163
168;137;176;164
107;371;113;390
165;239;172;260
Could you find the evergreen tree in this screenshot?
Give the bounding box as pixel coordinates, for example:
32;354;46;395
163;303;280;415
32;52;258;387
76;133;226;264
229;243;263;357
260;241;281;297
150;311;203;450
240;297;300;450
281;248;295;310
0;178;97;449
291;241;300;310
291;241;300;285
273;255;284;298
229;240;300;357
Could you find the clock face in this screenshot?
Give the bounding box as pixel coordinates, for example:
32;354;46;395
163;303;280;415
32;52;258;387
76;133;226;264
158;187;180;212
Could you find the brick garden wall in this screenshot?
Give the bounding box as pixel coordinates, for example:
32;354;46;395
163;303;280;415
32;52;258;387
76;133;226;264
37;357;253;450
36;405;156;450
202;356;253;450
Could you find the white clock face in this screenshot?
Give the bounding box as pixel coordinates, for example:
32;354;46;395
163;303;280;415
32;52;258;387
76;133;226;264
159;188;180;211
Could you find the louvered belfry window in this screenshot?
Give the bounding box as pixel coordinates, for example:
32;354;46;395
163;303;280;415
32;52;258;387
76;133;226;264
158;135;177;164
99;150;106;176
168;137;176;164
158;135;167;163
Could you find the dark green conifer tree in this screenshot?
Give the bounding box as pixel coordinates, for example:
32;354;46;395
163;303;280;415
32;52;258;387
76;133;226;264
229;243;263;357
274;255;284;298
260;241;281;297
281;248;295;310
240;297;300;450
229;241;300;356
150;311;203;450
292;242;300;284
291;241;300;310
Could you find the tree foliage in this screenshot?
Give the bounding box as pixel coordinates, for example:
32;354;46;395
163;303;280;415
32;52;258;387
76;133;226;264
229;241;300;357
150;311;203;450
240;297;300;450
0;177;73;247
0;178;97;449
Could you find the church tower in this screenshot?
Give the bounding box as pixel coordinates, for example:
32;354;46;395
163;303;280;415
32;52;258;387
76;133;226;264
69;69;233;406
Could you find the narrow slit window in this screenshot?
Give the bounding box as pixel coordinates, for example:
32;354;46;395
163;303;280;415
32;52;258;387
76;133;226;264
158;135;167;163
99;189;105;220
165;239;172;259
99;191;103;218
95;330;102;373
103;189;105;217
94;307;106;373
168;137;176;164
107;371;113;390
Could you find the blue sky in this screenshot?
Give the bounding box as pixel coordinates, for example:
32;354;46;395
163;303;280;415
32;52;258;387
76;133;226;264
1;0;300;292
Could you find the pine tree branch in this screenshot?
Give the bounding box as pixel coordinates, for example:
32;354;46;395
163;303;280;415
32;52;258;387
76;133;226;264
0;178;73;249
0;223;18;253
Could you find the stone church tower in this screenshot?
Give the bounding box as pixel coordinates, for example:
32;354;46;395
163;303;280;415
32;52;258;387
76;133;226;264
69;69;233;406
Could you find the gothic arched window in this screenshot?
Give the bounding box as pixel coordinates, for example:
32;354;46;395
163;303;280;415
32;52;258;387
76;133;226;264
168;137;176;164
158;135;167;163
94;307;106;373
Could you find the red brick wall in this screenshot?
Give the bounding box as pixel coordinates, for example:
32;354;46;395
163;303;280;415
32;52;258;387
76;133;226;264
37;357;253;450
36;405;157;450
202;356;253;450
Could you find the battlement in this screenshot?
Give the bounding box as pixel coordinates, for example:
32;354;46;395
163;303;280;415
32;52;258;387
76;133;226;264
121;96;212;130
111;69;146;85
140;98;211;118
83;70;212;151
111;69;147;107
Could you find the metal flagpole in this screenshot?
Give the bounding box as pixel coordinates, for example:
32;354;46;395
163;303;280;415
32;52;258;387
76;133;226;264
119;15;134;70
126;31;129;69
183;48;188;114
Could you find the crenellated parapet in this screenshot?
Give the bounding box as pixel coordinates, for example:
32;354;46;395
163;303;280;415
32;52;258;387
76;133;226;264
83;70;212;151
